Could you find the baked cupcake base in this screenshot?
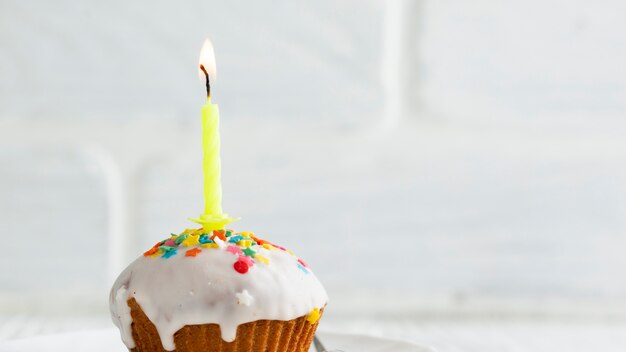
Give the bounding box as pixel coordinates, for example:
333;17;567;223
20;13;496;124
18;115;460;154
127;298;323;352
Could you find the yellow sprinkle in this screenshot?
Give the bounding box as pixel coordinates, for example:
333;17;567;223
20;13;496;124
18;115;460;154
287;250;296;257
262;243;276;251
255;254;270;265
182;228;196;235
192;228;205;235
239;240;252;248
240;232;253;238
201;243;219;249
182;234;200;247
306;308;321;324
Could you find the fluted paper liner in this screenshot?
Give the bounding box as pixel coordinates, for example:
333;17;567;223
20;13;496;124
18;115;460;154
127;298;323;352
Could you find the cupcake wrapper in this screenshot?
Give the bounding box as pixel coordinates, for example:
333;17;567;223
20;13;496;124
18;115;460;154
127;298;323;352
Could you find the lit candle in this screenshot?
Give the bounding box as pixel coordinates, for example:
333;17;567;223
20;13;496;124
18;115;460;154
191;38;238;231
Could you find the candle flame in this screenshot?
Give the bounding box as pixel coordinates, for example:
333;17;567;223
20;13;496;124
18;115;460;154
198;38;217;82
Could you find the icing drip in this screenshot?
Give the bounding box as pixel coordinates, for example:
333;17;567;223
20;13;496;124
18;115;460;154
110;230;327;351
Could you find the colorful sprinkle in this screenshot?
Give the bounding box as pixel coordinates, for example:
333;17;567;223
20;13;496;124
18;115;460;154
185;248;202;257
239;255;255;267
174;234;188;245
212;230;226;241
251;235;266;245
143;247;159;257
145;228;314;273
297;263;309;274
255;254;270;265
233;259;249;274
306;308;321;324
159;245;176;252
198;234;212;244
162;249;177;259
238;240;252;248
242;247;256;257
182;234;200;247
228;235;244;243
226;245;243;256
262;243;276;251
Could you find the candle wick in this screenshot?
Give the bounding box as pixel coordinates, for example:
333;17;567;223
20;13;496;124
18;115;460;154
200;64;211;99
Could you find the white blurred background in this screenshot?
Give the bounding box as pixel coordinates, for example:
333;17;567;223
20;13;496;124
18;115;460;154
2;0;626;350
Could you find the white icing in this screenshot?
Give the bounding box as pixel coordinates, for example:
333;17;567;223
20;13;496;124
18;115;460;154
109;240;328;351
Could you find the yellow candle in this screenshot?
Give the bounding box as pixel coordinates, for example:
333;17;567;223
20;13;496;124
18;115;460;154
191;39;238;231
201;98;222;215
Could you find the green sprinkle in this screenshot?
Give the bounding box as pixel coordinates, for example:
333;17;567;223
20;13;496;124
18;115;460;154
174;234;188;245
242;247;256;257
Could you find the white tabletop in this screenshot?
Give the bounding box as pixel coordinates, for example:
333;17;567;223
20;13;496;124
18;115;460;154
2;315;626;352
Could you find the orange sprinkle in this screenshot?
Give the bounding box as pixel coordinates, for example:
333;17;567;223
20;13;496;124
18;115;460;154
250;234;265;245
185;248;202;257
144;247;159;256
211;229;226;241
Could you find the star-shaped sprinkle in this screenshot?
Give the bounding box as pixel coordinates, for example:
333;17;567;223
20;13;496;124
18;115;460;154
228;235;244;243
143;247;159;257
306;308;321;324
239;240;252;248
199;234;212;244
164;238;177;247
182;234;200;247
239;255;254;267
202;243;219;249
226;245;243;256
251;235;265;245
255;254;270;265
212;230;226;241
174;234;188;245
235;289;254;306
262;243;276;251
162;249;177;259
242;247;256;257
185;248;202;257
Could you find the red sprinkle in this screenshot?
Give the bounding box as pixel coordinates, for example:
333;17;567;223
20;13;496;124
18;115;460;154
233;259;249;274
298;258;309;267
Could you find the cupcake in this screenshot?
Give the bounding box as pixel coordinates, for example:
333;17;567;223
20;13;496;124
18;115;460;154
110;228;328;352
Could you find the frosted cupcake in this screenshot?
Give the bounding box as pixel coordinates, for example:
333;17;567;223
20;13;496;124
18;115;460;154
110;228;327;352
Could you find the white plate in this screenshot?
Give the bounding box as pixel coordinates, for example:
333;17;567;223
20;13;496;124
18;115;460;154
0;328;434;352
